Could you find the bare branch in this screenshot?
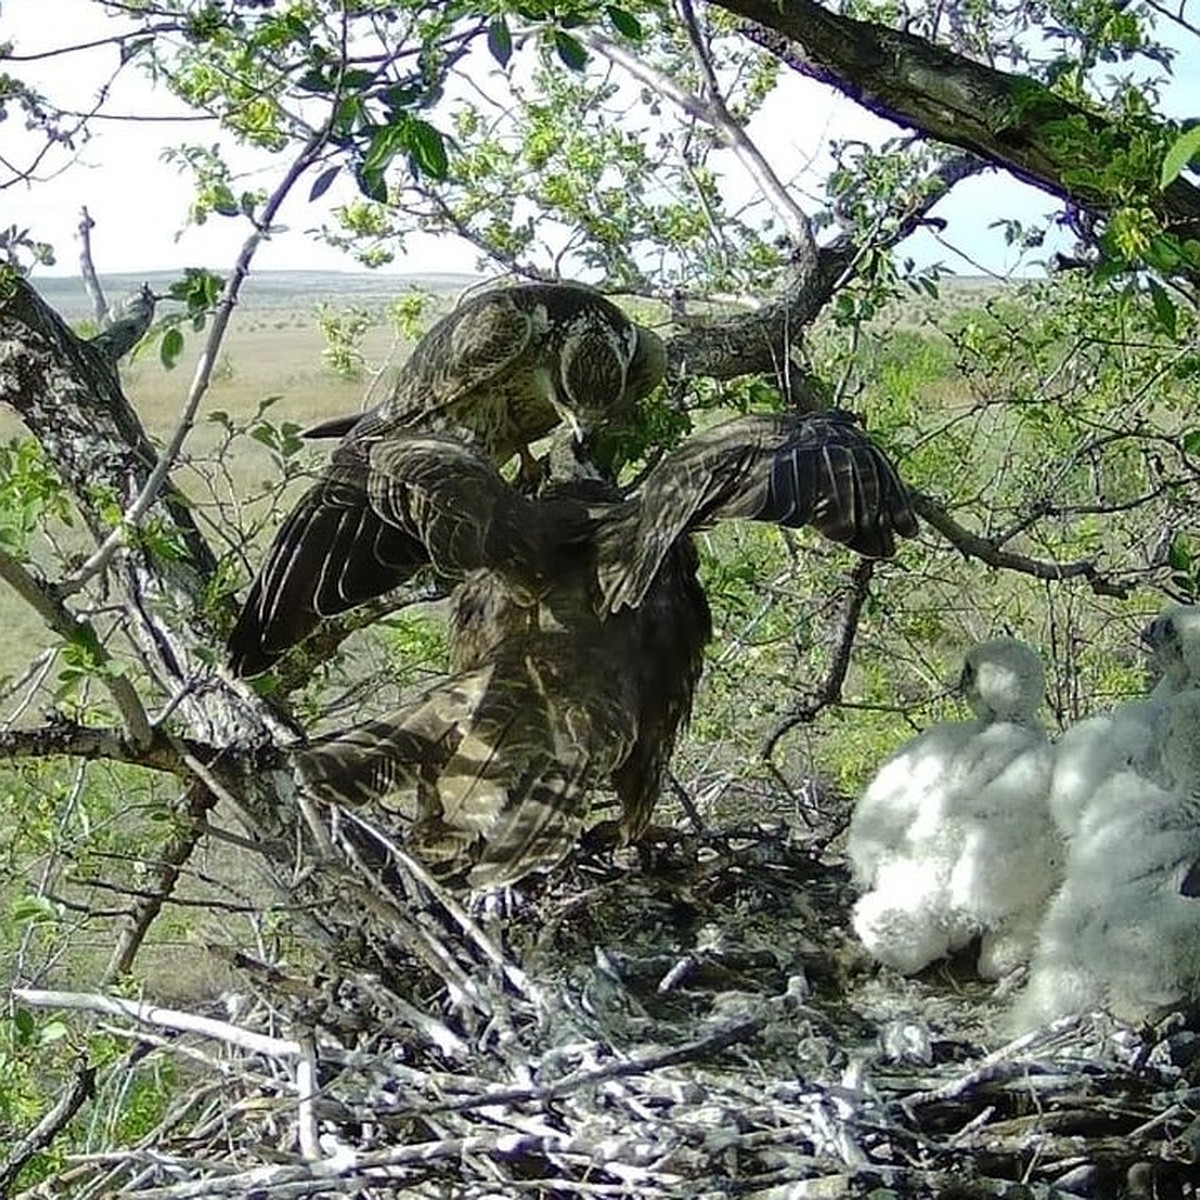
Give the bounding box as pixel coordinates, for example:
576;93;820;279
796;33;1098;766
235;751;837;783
12;989;303;1059
76;206;109;326
0;546;152;746
912;493;1133;597
760;558;875;757
584;23;817;267
104;783;217;982
0;1056;96;1195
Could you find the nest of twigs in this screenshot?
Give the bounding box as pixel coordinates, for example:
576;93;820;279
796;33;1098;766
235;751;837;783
11;816;1200;1199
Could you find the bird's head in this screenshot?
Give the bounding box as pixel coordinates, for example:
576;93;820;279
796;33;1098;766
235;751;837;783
1142;603;1200;688
957;638;1046;722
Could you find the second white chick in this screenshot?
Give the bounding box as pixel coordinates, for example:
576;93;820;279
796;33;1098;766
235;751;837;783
850;638;1060;979
1048;603;1200;842
1011;688;1200;1031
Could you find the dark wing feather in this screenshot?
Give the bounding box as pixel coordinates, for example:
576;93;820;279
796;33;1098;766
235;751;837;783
594;410;917;614
228;473;426;678
228;433;594;677
761;411;917;557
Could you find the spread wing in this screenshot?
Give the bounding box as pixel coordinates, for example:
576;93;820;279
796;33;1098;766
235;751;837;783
227;433;592;677
593;410;918;614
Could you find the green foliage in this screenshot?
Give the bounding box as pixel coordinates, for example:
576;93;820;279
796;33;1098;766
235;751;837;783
0;439;74;557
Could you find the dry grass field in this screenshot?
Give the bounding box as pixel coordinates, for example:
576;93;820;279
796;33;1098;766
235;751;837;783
0;271;475;681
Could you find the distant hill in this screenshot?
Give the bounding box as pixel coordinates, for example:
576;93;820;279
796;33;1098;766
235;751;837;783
30;270;484;321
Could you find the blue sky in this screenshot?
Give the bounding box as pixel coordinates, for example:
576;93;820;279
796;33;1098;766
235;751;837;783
3;0;1197;282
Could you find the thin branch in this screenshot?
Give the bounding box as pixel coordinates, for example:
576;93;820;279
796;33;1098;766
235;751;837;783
912;493;1132;597
678;0;817;272
103;782;217;982
76;207;109;326
584;25;816;267
0;546;152;747
59;122;335;596
760;558;876;757
0;24;180;61
0;1056;96;1194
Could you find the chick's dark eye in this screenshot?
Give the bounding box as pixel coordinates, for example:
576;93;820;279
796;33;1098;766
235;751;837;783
960;663;975;687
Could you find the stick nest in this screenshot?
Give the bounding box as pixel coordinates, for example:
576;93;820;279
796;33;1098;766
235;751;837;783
17;818;1200;1199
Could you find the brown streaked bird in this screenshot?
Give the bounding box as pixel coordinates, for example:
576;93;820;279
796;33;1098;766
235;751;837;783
228;282;665;678
296;410;917;888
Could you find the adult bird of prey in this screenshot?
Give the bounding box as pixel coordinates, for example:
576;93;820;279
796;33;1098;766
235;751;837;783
228;282;665;677
295;409;918;889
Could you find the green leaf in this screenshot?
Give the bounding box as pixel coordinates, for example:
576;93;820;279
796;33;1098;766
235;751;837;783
355;162;388;203
160;326;184;370
554;30;587;71
1182;428;1200;457
12;895;56;924
308;165;340;201
1161;126;1200;188
487;17;512;67
39;1020;69;1045
406;119;448;180
1147;278;1177;338
606;6;643;40
362;123;406;174
1169;534;1192;573
14;1008;35;1042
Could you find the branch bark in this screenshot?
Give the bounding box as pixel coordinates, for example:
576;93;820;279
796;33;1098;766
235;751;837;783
0;1055;96;1195
717;0;1200;241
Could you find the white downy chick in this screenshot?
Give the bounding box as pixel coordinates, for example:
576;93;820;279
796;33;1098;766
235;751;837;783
1049;603;1200;841
849;638;1060;978
1012;688;1200;1031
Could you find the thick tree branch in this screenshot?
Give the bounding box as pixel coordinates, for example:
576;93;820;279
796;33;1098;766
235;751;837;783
666;154;980;380
719;0;1200;241
0;720;218;774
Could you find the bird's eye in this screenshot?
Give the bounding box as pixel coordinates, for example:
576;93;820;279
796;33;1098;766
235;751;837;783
959;663;975;688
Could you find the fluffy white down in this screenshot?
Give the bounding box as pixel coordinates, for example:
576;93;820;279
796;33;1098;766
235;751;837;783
1048;603;1200;841
848;639;1061;979
1011;689;1200;1031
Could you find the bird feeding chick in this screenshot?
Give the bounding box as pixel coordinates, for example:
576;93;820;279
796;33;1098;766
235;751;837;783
849;639;1061;979
227;282;665;678
1048;603;1200;842
1011;687;1200;1031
